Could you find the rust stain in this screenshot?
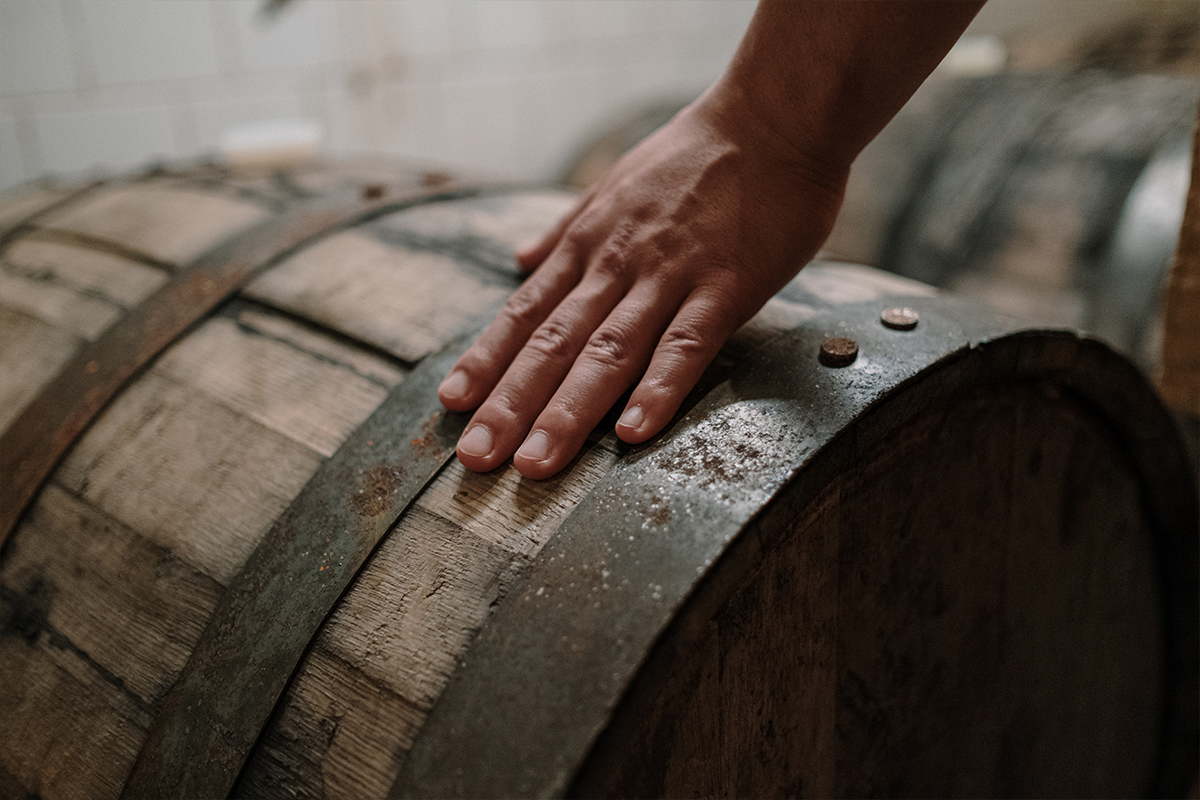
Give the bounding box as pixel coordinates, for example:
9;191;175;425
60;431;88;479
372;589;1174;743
349;464;406;517
410;411;444;456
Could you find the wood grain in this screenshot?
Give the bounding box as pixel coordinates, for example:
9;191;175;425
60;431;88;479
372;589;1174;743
574;384;1163;799
0;261;122;340
244;230;511;363
5;233;169;308
3;484;221;707
0;305;78;432
36;182;271;267
152;313;394;458
375;191;578;256
238;441;622;800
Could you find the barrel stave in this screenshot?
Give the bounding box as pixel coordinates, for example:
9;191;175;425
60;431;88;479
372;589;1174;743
235;441;624;799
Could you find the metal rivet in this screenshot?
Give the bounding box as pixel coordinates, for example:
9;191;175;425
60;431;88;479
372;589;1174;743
881;307;919;330
819;337;858;367
361;183;386;200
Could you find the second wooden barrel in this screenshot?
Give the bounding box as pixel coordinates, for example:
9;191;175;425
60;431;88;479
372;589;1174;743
0;162;1195;799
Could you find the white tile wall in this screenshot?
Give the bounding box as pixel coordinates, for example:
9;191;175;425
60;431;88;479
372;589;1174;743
35;104;178;176
0;0;760;191
226;1;340;73
2;0;1118;194
0;1;76;95
81;1;222;86
190;93;307;157
387;1;459;59
0;115;28;187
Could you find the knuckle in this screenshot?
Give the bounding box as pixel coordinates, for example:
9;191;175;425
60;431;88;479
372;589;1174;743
526;317;578;362
561;222;594;254
591;246;630;282
658;322;708;358
500;283;546;328
582;326;633;369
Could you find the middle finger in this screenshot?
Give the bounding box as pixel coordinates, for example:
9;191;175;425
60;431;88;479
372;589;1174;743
454;275;629;471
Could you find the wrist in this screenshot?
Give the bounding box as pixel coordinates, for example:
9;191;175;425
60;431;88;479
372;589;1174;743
689;75;852;201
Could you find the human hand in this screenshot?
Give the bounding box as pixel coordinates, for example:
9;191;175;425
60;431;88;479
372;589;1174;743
438;87;849;479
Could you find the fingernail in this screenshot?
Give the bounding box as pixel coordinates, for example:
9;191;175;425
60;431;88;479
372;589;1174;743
516;430;551;462
617;404;644;430
459;424;493;458
439;370;469;400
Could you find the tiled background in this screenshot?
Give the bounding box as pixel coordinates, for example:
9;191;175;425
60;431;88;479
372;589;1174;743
0;0;1157;192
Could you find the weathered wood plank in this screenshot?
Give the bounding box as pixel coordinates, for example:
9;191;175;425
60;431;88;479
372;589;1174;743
0;186;77;233
235;649;427;800
375;191;578;258
243;230;509;363
240;439;622;800
4;233;169;308
285;159;426;196
4;484;222;708
0;306;78;432
415;444;621;559
53;370;325;586
0;262;122;341
153;314;394;458
0;593;149;799
36;183;271;267
232;306;406;389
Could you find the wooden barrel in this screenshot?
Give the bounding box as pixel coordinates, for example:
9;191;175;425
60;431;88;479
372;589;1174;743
835;70;1200;368
0;162;1195;799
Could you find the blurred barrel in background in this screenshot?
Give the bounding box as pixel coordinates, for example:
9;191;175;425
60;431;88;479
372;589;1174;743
0;164;1196;799
564;72;1199;373
840;71;1199;369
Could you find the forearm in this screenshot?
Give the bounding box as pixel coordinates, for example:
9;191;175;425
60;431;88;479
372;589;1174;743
709;0;985;177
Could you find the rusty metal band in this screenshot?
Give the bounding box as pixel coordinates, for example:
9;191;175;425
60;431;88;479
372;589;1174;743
119;329;482;800
391;295;1199;799
0;182;479;545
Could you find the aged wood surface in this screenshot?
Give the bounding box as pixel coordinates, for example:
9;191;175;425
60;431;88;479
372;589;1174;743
243;230;507;364
243;192;576;364
5;233;170;307
574;383;1163;799
0;253;412;797
34;182;272;267
236;442;623;799
0;185;80;236
0;181;576;798
0;306;77;432
0;232;169;431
